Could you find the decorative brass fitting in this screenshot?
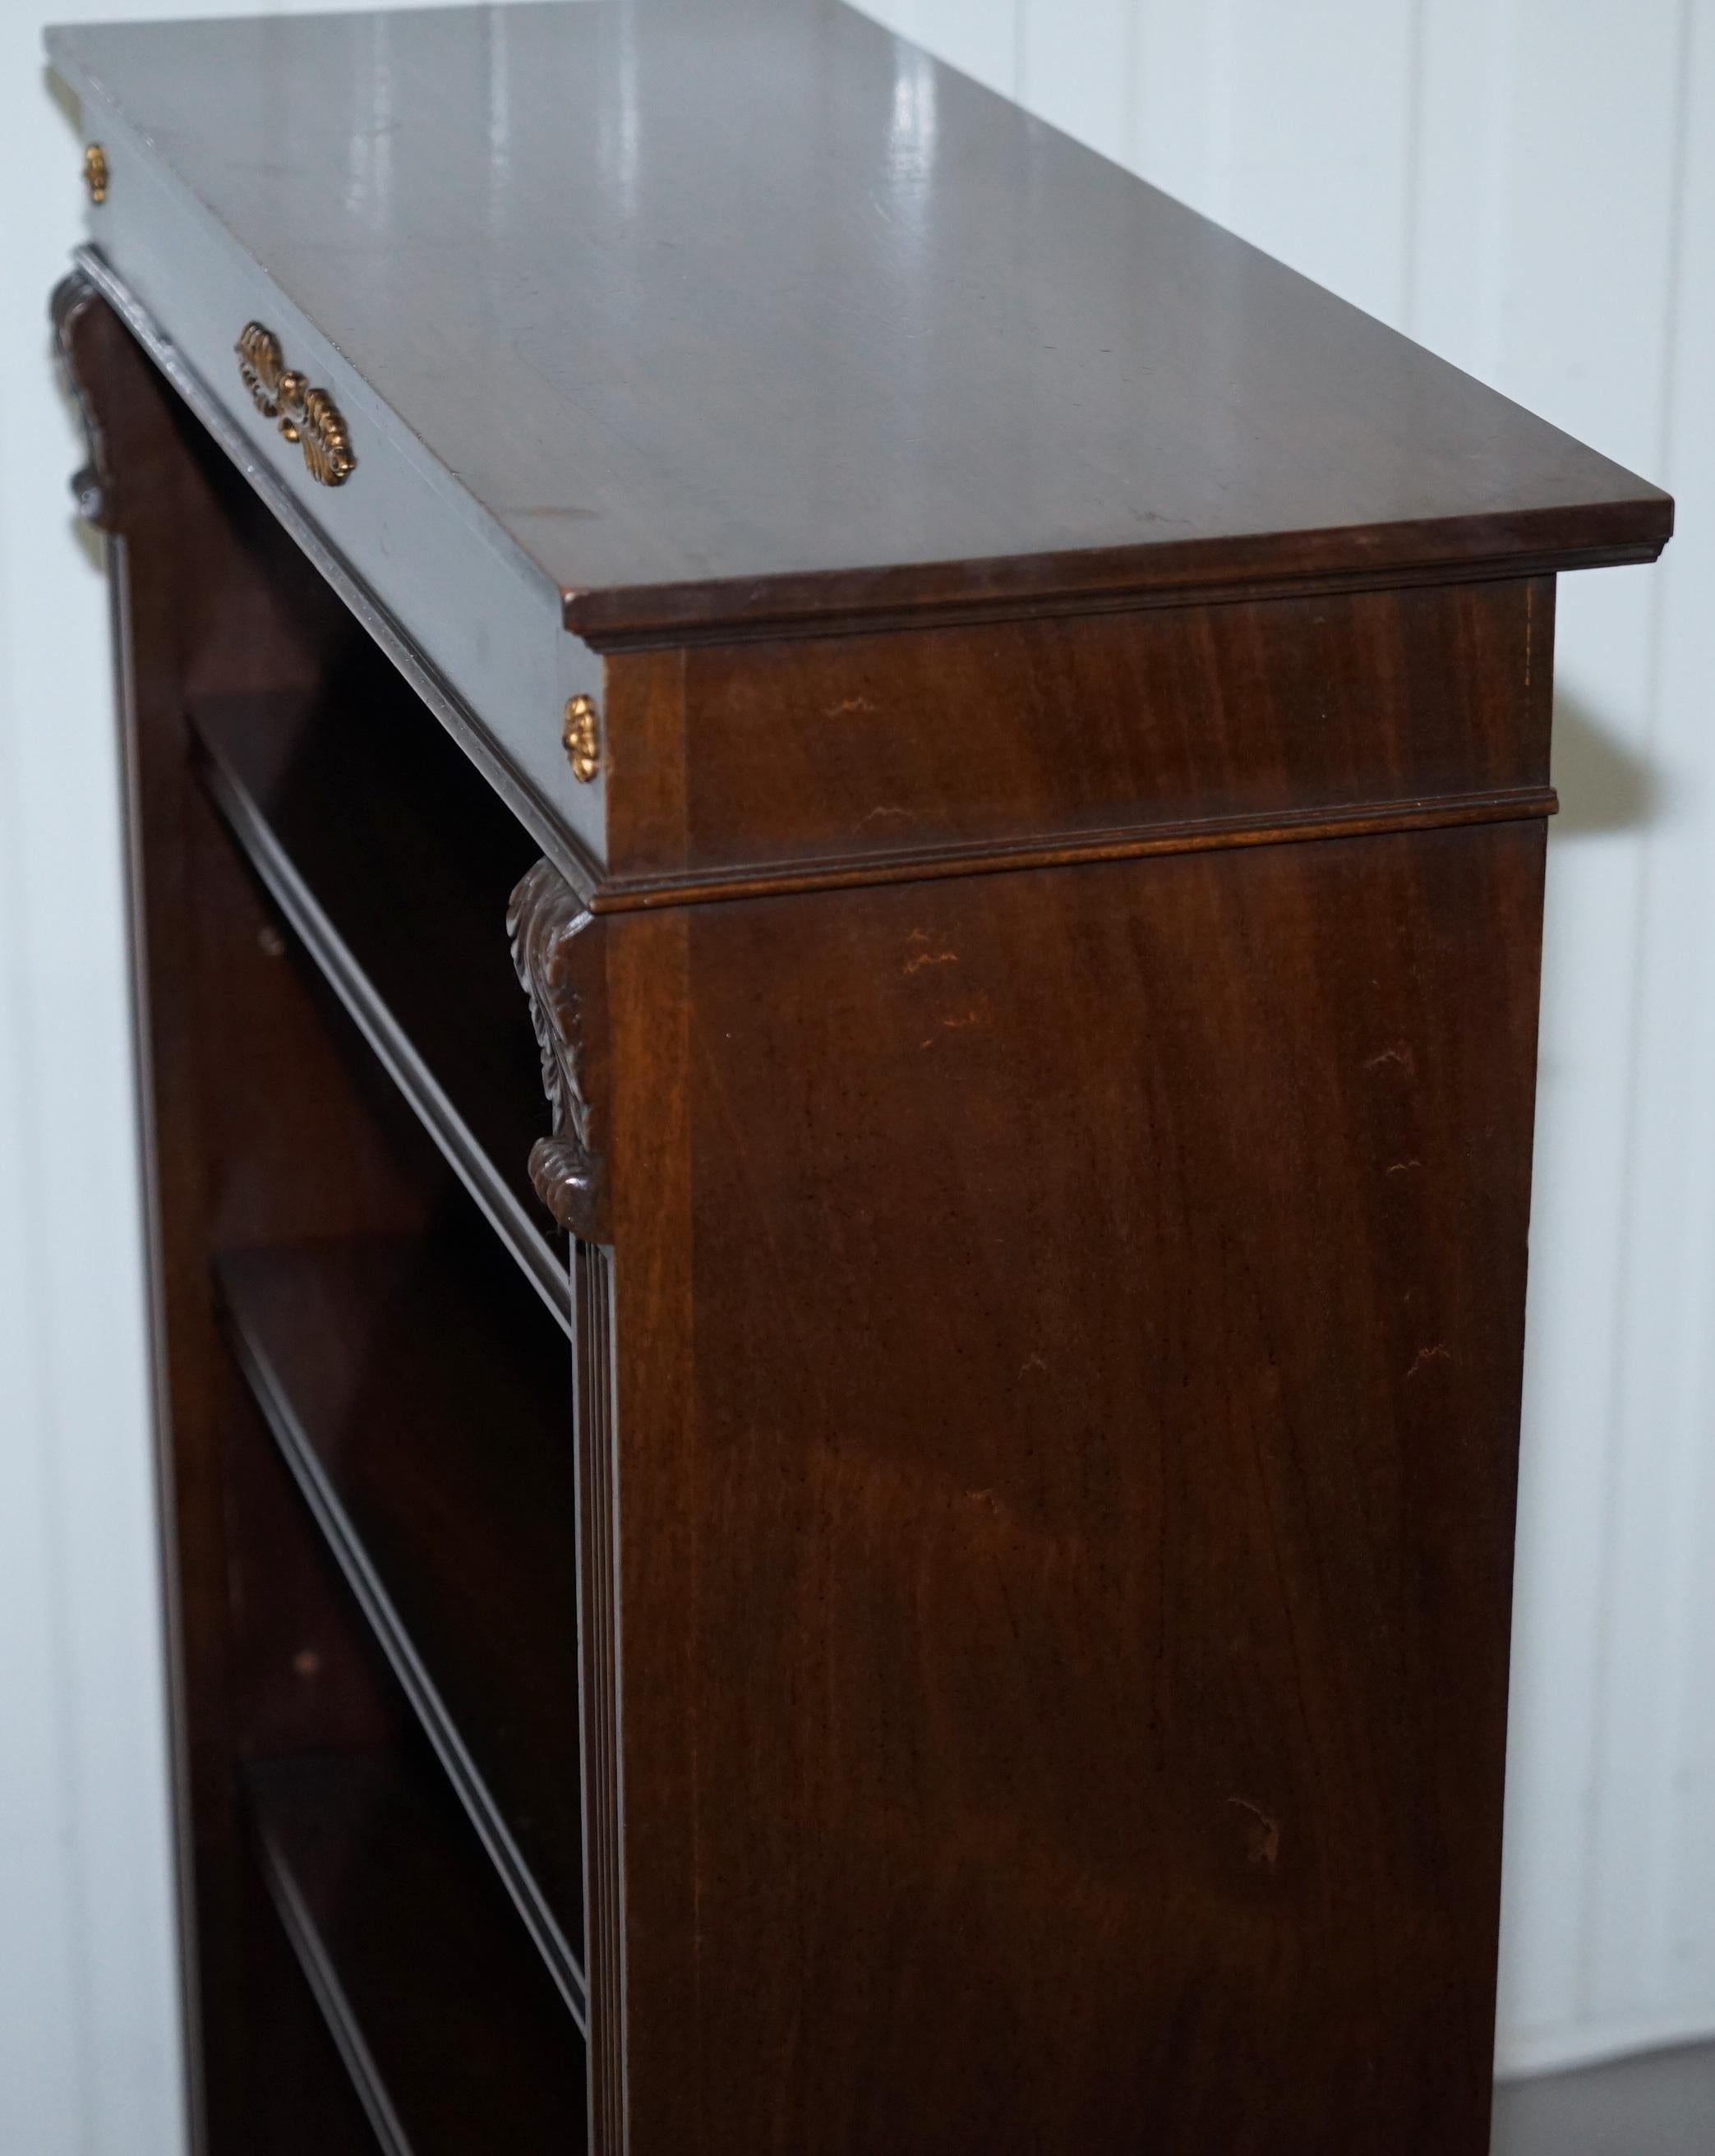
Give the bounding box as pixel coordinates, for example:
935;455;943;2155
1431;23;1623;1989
563;694;602;783
234;321;357;486
83;144;108;205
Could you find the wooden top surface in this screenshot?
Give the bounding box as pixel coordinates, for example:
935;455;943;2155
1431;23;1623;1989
52;0;1670;643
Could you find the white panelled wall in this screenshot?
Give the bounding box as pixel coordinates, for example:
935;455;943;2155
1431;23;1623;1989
0;3;1709;2149
860;0;1715;2077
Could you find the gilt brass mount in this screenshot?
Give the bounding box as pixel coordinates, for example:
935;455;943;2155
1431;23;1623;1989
235;321;357;487
83;145;108;205
563;695;602;783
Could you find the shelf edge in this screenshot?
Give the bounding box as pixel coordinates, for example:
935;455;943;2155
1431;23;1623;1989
218;1276;591;2030
191;733;575;1338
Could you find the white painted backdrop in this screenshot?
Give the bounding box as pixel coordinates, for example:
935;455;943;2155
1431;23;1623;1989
1;2;1710;2149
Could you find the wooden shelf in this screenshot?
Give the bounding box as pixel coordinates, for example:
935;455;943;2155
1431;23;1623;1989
215;1226;587;2019
190;670;570;1334
240;1832;380;2156
247;1748;588;2156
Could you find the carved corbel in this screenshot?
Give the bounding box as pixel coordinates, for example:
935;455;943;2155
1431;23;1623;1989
51;268;118;532
508;859;611;1244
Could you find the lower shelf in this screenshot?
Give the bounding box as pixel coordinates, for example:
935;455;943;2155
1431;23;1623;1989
246;1749;588;2156
242;1835;379;2156
214;1220;587;2011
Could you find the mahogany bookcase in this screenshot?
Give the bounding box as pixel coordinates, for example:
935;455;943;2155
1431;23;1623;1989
47;3;1670;2149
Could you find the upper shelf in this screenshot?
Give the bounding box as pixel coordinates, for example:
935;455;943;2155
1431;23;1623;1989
48;0;1669;652
189;666;572;1321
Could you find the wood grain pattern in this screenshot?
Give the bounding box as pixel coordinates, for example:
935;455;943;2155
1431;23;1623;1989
603;826;1544;2154
599;576;1558;901
47;0;1668;647
57;265;1573;2150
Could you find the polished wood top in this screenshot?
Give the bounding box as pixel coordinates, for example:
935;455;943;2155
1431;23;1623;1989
50;0;1670;643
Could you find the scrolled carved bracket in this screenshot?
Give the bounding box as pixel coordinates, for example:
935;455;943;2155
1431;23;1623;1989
508;859;611;1244
51;267;118;532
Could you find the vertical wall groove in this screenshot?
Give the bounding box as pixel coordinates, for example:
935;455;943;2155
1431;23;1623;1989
1660;2;1715;2017
1575;0;1699;2034
1399;0;1427;336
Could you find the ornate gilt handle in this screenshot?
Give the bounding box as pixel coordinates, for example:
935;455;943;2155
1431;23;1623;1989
235;321;357;487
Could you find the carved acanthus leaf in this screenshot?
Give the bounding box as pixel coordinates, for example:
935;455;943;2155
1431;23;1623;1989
50;268;118;532
508;859;609;1242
